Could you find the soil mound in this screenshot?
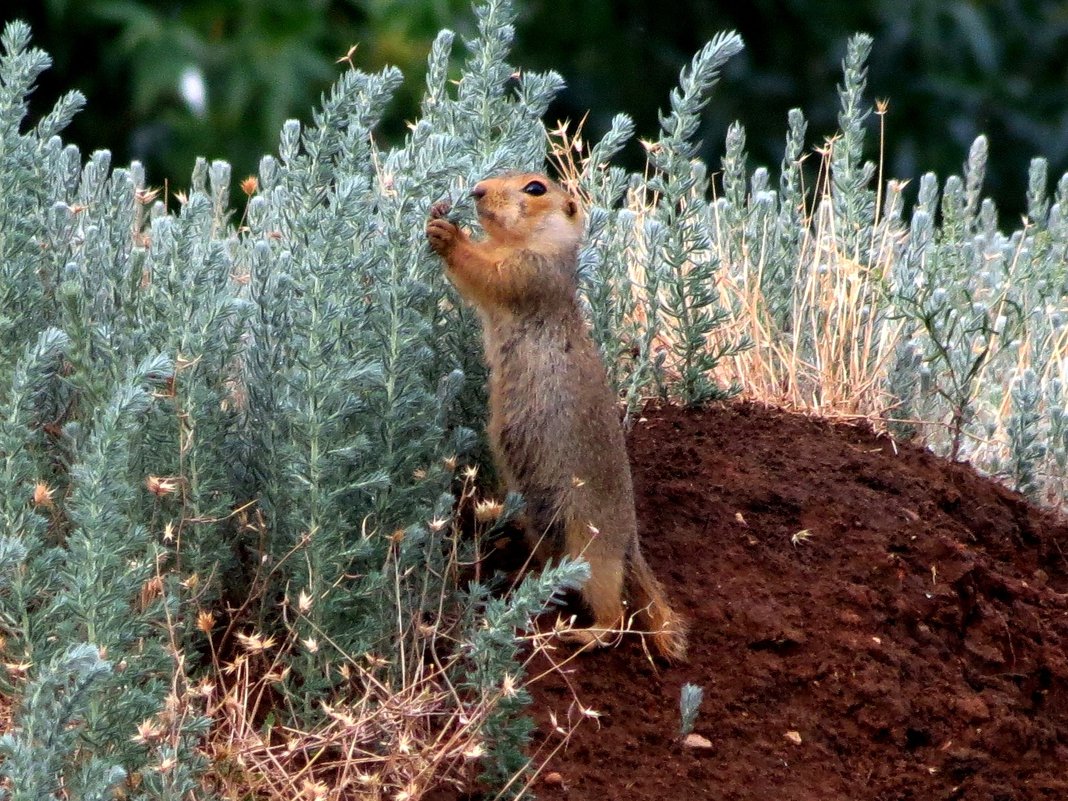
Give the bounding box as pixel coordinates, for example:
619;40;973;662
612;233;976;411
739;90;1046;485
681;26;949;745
524;402;1068;801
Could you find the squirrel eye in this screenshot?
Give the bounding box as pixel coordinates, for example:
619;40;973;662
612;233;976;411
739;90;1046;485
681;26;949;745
521;180;547;196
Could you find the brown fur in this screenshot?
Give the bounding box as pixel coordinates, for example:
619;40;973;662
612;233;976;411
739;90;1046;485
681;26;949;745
426;172;687;661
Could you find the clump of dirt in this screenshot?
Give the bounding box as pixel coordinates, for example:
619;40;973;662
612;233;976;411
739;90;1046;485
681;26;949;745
519;402;1068;801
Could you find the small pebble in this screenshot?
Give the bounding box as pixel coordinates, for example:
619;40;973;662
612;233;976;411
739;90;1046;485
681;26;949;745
682;733;713;749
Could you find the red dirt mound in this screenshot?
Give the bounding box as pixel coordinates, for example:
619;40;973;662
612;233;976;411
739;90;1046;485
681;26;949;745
522;402;1068;801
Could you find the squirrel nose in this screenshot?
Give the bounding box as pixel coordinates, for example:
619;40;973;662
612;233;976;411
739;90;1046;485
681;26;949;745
470;184;487;200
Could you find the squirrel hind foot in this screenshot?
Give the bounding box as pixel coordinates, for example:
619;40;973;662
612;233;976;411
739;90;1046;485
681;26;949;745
558;623;620;651
556;614;688;662
636;603;689;663
647;624;689;664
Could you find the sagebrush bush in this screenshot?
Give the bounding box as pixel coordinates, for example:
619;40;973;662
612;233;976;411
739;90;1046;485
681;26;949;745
1;1;1066;799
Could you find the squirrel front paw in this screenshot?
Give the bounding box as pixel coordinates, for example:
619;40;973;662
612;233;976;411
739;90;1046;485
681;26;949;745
426;216;459;257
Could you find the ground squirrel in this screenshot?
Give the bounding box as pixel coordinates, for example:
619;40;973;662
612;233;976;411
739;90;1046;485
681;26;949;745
426;172;687;661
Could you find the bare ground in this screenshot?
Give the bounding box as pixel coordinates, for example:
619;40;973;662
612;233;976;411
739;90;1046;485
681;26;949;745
515;401;1068;801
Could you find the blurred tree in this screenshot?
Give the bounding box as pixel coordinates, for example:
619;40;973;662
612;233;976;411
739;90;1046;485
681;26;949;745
9;0;470;186
515;0;1068;219
6;0;1068;217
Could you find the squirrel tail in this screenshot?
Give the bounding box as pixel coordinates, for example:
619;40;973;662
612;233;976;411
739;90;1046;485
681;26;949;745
626;544;688;662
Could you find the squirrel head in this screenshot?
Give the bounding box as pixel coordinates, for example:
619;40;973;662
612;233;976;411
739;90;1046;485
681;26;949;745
470;172;584;256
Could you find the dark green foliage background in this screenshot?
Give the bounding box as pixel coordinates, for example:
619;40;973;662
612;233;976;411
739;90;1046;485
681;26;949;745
9;0;1068;218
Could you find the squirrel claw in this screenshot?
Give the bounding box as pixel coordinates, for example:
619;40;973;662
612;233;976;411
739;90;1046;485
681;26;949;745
429;200;452;220
426;217;457;256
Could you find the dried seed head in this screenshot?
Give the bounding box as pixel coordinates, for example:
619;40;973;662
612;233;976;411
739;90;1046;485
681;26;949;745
146;475;180;497
163;691;182;716
32;481;55;509
4;661;31;677
196;610;215;634
240;175;258;196
265;666;290;684
223;654;247;675
501;673;518;698
132;718;165;745
300;779;328;801
140;575;164;608
236;632;276;653
336;43;359;66
474;498;504;523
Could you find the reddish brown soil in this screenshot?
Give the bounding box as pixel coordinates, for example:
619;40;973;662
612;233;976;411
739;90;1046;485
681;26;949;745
518;402;1068;801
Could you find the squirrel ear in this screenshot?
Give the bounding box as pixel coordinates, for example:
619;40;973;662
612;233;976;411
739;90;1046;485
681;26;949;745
565;198;578;217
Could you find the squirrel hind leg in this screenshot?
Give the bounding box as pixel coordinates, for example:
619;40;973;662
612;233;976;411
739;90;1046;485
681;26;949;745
544;517;628;649
571;538;627;646
521;494;567;566
626;545;689;663
647;610;689;663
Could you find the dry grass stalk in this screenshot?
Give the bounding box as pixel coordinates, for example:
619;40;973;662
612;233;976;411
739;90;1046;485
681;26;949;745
709;168;904;419
549;120;906;424
198;475;588;801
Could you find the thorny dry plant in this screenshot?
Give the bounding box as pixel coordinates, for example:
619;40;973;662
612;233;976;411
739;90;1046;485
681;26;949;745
195;470;592;801
549;116;904;423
